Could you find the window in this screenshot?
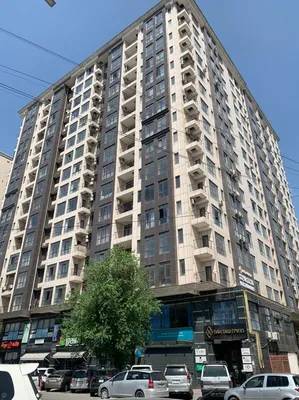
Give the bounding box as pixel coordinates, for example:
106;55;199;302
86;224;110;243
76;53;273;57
146;57;153;69
212;206;222;227
156;65;164;78
262;262;269;280
249;302;261;330
102;163;114;180
75;83;83;94
215;232;226;256
28;213;38;229
157;115;167;131
146;87;154;101
170;61;174;69
111;45;121;58
207;158;216;177
178;229;184;244
146;265;155;287
16;272;27;289
145;104;154;119
12;295;22;311
156;50;164;63
250;254;257;273
145;162;154;180
103;145;116;162
145;123;154;138
159;231;170;254
213;301;236;324
79;115;87;128
64;217;75;233
269;267;276;283
158;157;167;175
61;238;72;255
82;89;91;101
67;197;78;212
70;178;80;193
57;261;69;279
158;136;167;152
157;97;166;112
219;263;229;286
155;11;163;24
49;242;60;258
146;71;154;85
105;128;117;145
73;95;81;107
179;259;185;276
96;226;110;245
64;151;73;165
209;180;219;199
145;209;155;229
174;152;179;164
145;184;154;202
205;137;213;154
145;236;155;258
38;166;47;179
71;108;79;120
172;111;177;122
176;201;182;215
146;44;153;57
108;97;118;112
145;141;154;158
159;263;171;286
156;36;163;50
24;232;34;247
159;204;169;224
62;167;71;181
146;30;153;43
54;285;66;304
53;221;63;237
106;112;117;127
159;179;168;197
110;69;120;83
175;176;180;188
203;117;210;133
111;56;121;70
98;204;112;222
258;239;265;256
267;376;289;388
245;376;264;389
156;24;163;37
59;184;68;198
109;83;119;97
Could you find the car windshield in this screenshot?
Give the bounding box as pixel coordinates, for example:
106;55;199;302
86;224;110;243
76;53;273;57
73;370;87;378
134;367;151;370
166;366;186;376
203;366;227;377
293;376;299;386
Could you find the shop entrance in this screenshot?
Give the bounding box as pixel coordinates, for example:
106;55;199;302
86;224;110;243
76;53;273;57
213;341;242;374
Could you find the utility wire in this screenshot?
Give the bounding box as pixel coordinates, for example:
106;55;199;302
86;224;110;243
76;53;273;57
0;63;52;86
0;27;78;66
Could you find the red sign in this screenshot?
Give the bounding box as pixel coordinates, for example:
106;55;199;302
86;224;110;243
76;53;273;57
1;341;20;349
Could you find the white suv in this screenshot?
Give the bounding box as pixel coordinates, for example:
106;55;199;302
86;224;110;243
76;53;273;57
130;365;153;371
0;363;41;399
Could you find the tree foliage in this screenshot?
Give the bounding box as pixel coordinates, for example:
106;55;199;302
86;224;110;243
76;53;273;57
62;247;160;369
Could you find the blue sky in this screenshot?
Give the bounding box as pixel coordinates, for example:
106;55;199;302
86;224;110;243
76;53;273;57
1;0;299;212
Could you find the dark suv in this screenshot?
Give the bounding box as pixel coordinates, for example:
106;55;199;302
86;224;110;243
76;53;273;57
90;369;117;397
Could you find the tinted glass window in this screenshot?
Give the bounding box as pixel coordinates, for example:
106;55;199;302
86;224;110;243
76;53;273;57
166;366;186;376
113;372;126;381
293;376;299;386
246;376;264;388
127;371;141;380
0;371;14;400
73;370;87;378
202;366;227;377
152;372;166;381
267;375;289;387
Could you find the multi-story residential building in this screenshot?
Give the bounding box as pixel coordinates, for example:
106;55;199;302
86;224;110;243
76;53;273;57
0;0;298;375
0;152;12;208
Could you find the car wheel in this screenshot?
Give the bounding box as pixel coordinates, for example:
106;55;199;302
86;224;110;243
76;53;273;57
228;396;240;400
135;390;145;397
101;388;109;399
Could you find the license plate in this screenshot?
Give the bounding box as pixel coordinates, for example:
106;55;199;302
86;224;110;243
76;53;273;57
172;380;180;384
99;380;104;383
49;379;56;382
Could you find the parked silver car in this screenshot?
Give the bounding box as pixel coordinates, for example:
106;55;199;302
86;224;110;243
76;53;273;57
164;364;193;399
200;362;232;399
224;373;299;400
99;370;169;398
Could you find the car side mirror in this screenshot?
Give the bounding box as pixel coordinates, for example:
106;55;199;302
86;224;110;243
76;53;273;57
243;384;247;390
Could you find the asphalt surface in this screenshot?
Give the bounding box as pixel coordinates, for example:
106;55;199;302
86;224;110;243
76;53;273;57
43;391;90;400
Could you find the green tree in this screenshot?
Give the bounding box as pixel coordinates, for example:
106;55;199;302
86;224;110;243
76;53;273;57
62;247;160;370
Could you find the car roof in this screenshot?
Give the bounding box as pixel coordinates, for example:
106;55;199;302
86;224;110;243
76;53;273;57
254;373;295;376
129;370;161;373
166;364;187;366
1;363;39;376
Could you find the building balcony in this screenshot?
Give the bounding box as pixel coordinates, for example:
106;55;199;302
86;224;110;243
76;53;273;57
122;96;136;114
187;159;206;180
122;81;136;99
69;267;84;283
83;165;95;177
124;53;137;70
184;99;199;116
114;230;133;248
189;183;207;202
85;148;96;162
194;240;214;261
78;201;91;216
125;41;138;59
86;132;97;145
120;127;135;144
177;8;190;23
72;244;87;260
186;138;203;157
93;76;103;91
178;20;191;38
123;65;137;86
183;80;198;98
114;201;133;223
182;65;196;82
181;49;194;69
179;35;193;52
81;183;93;196
118;162;134;180
185;119;202;139
91;88;102;101
191;210;211;231
119;145;134;163
1;284;13;297
116;184;134;203
121;111;136;130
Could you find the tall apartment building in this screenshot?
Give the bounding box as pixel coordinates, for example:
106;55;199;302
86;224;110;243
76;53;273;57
0;152;12;208
0;0;298;375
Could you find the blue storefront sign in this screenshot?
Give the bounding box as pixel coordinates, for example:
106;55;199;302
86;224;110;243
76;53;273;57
150;327;194;342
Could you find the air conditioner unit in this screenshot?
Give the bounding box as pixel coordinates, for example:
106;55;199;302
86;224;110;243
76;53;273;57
85;235;89;242
124;77;129;84
272;332;280;341
265;331;272;340
117;199;123;206
123;106;128;112
2;286;7;292
191;198;196;206
219;201;223;208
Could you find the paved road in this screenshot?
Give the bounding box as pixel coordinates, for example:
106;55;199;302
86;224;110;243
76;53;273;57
43;391;90;400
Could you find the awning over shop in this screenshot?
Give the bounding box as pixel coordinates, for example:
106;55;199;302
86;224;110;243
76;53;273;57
20;352;49;361
52;351;85;359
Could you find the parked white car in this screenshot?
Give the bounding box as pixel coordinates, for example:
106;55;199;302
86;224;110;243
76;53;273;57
131;365;153;371
0;363;41;399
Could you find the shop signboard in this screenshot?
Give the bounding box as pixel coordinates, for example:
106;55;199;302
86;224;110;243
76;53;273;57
0;340;21;350
204;324;247;341
150;327;194;342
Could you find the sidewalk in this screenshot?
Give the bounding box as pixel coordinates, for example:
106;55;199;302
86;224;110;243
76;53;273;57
193;388;202;399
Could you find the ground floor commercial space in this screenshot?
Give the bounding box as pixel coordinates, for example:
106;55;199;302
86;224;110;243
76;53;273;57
146;286;299;387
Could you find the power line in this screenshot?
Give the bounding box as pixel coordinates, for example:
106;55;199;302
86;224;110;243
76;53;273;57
0;27;78;66
0;82;36;100
0;63;52;85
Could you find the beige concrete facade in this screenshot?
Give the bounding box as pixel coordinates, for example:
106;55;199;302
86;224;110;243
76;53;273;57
0;152;12;209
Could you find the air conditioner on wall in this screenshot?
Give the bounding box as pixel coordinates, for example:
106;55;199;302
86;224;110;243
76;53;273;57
272;332;280;341
265;331;272;340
